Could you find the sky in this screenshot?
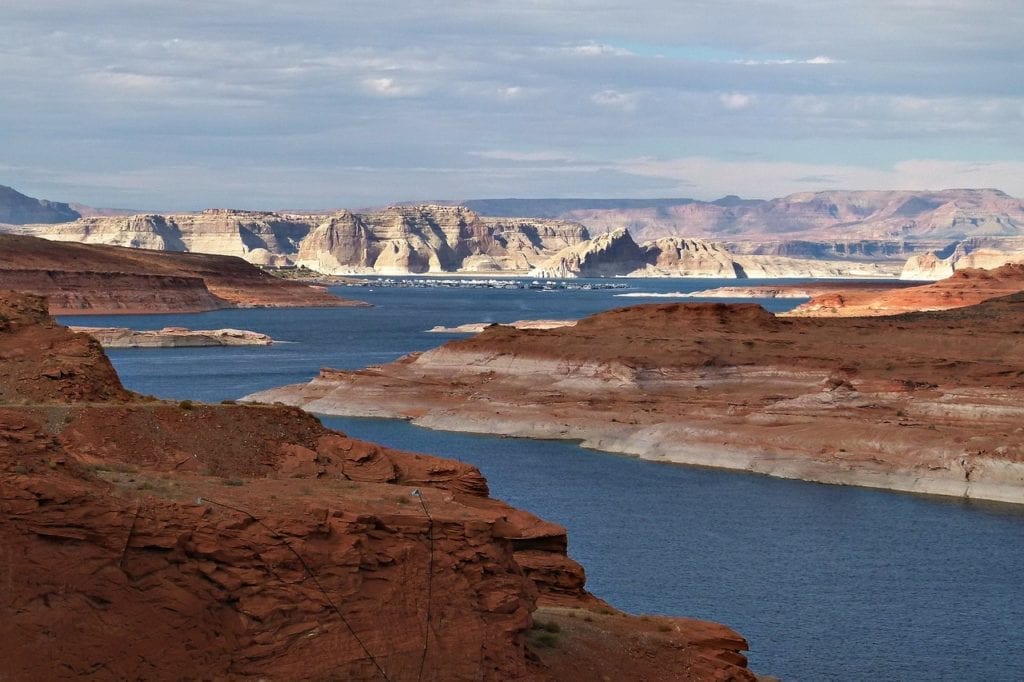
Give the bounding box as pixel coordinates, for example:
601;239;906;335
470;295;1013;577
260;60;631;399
1;0;1023;210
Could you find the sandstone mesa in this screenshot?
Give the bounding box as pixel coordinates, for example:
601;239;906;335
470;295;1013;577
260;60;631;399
0;233;361;314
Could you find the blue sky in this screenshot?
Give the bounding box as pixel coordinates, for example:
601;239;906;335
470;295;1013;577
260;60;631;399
2;0;1022;210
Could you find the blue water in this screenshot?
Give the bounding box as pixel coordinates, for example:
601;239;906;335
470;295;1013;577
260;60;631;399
59;278;1024;681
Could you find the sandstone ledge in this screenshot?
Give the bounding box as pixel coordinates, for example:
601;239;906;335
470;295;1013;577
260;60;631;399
246;297;1024;506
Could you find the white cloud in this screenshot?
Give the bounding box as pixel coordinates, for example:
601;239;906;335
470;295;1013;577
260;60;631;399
562;42;633;57
361;77;420;97
719;92;755;110
732;55;841;66
591;89;639;112
471;150;577;163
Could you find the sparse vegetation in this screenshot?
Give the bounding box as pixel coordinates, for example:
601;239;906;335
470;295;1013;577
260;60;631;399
221;477;244;486
179;399;194;410
532;632;558;648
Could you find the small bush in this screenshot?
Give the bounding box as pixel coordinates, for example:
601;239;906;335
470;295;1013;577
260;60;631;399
221;477;244;487
179;400;194;410
533;632;558;648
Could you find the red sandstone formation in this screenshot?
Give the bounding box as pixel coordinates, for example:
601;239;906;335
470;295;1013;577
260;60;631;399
0;292;754;680
786;263;1024;316
251;292;1024;504
0;234;360;313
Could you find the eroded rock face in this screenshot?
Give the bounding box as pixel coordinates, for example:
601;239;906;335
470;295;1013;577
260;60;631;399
0;291;755;681
529;228;649;278
249;296;1024;505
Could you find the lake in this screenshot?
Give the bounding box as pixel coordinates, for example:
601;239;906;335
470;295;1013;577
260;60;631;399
60;278;1024;681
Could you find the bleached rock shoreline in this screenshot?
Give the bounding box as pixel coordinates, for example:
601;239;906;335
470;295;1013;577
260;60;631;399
74;326;274;348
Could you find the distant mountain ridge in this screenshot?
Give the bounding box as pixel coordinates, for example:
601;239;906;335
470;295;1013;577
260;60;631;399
467;189;1024;242
0;184;80;224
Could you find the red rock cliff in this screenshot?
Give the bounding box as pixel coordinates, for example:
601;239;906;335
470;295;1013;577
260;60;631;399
0;292;754;681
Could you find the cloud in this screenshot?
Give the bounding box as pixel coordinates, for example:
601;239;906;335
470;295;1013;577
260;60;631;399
559;42;634;57
591;89;639;112
471;150;578;163
732;55;840;66
361;77;421;97
0;0;1021;207
719;92;755;110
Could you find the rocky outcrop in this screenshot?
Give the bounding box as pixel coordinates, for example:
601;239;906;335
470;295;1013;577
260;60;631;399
528;228;648;278
786;264;1024;317
249;298;1024;505
638;237;741;278
0;184;80;225
0;234;359;313
72;326;275;348
0;291;756;680
900;236;1024;280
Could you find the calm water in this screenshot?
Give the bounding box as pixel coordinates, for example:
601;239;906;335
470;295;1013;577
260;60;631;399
60;278;1024;681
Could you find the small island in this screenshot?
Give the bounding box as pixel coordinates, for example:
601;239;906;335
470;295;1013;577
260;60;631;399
72;326;275;348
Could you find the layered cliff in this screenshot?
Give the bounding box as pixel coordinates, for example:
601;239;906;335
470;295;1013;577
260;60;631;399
9;204;591;275
0;292;755;680
250;296;1024;505
0;234;357;314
